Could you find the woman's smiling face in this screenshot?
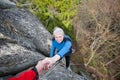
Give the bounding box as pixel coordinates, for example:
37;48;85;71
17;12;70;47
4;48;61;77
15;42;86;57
54;34;64;43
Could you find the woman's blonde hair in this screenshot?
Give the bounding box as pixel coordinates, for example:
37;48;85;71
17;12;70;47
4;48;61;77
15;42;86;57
53;27;64;36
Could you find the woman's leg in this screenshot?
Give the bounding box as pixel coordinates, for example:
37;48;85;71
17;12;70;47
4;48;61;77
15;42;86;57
65;55;71;68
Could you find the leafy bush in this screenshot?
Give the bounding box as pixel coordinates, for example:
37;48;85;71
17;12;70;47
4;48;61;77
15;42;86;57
29;0;81;40
16;0;81;40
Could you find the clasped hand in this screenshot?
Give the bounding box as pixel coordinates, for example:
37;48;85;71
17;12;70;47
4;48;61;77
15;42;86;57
35;57;55;75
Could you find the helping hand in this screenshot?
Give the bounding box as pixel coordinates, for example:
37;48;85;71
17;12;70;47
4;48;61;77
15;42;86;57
35;59;50;75
44;54;61;69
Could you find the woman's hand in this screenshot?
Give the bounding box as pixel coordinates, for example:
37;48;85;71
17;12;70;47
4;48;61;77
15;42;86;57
44;55;60;69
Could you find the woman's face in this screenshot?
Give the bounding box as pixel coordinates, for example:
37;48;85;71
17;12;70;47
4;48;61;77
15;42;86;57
54;34;64;43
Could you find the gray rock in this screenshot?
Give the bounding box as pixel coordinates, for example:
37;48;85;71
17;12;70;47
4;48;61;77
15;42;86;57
0;8;52;56
0;0;16;9
39;64;87;80
0;8;51;77
0;39;45;76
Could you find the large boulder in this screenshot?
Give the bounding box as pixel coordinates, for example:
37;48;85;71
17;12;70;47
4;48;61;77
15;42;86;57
0;38;45;76
0;8;52;56
39;64;87;80
0;3;52;77
0;0;16;9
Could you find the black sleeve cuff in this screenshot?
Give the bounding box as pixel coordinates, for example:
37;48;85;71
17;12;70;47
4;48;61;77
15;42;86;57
32;66;39;80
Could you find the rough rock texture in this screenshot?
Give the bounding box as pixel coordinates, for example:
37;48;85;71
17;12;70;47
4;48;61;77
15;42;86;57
0;0;16;9
0;8;52;56
0;39;45;76
39;65;87;80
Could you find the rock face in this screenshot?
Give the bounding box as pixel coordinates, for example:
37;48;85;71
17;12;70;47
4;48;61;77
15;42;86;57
0;39;45;76
0;8;52;56
39;65;87;80
0;0;16;9
0;0;88;80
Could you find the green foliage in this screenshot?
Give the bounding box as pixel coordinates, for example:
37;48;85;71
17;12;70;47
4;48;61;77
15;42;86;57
16;0;81;40
29;0;81;40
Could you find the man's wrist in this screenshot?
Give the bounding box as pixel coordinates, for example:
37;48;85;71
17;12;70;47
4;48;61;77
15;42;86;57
32;66;39;80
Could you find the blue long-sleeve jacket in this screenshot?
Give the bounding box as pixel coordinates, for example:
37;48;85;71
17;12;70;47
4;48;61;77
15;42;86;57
50;35;72;58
